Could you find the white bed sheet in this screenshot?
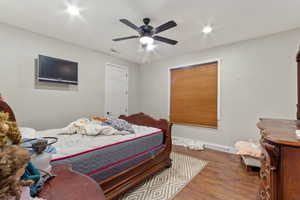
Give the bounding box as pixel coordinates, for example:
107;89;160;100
37;125;161;159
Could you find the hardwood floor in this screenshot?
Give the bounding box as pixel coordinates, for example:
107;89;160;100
172;145;260;200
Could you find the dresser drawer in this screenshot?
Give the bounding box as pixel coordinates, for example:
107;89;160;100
281;146;300;200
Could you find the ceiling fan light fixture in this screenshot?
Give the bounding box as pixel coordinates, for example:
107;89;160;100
146;43;156;51
139;36;154;45
113;18;178;46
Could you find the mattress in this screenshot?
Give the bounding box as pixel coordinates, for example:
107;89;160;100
37;125;164;182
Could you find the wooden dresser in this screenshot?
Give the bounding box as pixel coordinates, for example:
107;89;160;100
257;119;300;200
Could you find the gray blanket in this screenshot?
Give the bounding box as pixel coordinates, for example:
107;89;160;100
103;118;135;134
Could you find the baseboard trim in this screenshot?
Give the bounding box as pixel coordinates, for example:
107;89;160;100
172;136;236;154
203;142;236;154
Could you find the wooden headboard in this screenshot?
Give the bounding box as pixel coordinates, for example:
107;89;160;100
0;100;16;121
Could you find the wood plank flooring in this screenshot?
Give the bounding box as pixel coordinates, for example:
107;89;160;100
172;145;260;200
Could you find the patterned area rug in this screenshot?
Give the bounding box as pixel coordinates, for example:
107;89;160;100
118;152;207;200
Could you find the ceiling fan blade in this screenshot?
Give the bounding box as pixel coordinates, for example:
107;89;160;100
154;21;177;34
112;36;139;41
153;36;178;45
120;19;140;32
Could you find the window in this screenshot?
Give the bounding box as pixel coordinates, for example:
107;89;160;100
170;61;218;128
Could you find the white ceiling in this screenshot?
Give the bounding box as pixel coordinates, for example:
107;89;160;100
0;0;300;64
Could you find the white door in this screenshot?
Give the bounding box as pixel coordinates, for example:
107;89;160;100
105;64;128;118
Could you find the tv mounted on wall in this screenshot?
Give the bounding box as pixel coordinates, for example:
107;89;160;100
37;55;78;85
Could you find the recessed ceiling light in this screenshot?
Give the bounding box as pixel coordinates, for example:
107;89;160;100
202;25;213;34
139;36;154;45
67;5;80;16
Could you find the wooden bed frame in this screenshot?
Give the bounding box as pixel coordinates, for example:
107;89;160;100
0;100;173;200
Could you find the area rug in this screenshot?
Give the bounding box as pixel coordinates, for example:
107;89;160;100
118;152;207;200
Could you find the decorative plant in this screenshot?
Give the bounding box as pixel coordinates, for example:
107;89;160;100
0;112;22;147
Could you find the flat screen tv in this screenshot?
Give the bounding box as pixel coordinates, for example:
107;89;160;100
38;55;78;85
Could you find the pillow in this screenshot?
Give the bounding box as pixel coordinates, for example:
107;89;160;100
19;127;37;139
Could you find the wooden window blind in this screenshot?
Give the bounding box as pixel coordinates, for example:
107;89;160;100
170;62;218;128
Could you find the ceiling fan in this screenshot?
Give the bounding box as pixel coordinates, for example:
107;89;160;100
113;18;178;46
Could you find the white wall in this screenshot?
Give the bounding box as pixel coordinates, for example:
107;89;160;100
140;28;300;147
1;21;299;148
0;23;140;130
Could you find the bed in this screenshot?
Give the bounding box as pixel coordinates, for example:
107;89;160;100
0;100;173;200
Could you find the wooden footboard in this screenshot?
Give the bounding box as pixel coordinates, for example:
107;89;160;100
101;113;173;200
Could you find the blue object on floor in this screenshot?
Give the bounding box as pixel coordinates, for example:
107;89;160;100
21;162;43;197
